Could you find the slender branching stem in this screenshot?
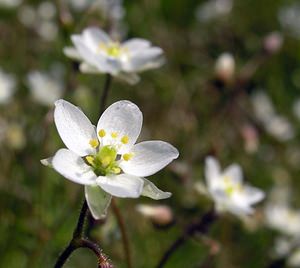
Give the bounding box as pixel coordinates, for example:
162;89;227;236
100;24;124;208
53;74;114;267
111;198;132;268
156;209;218;268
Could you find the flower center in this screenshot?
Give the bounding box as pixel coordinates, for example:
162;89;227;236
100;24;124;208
223;175;242;196
98;42;123;57
85;145;121;176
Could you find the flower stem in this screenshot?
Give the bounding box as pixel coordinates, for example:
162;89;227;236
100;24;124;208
156;209;217;268
111;198;132;268
99;74;112;115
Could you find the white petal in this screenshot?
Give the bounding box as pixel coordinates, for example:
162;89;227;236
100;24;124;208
52;149;97;185
71;35;108;72
122;38;151;50
223;164;243;184
54;99;97;156
40;157;53;167
82;27;111;52
85;185;112;220
116;72;140;85
79;62;101;74
243;185;265;204
97;100;143;153
123;47;164;72
141;178;171;200
63;46;83;61
96;174;144;198
205;156;221;181
120;140;179;177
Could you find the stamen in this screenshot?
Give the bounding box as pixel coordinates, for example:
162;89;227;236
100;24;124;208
89;139;99;148
111;132;118;139
86;156;95;165
98;129;106;138
123;153;133;161
121;135;129;144
112;167;121;174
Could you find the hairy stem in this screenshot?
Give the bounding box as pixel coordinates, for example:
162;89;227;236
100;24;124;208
111;198;132;268
156;209;217;268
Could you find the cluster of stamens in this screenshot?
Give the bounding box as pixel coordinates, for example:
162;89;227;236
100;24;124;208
98;42;126;58
85;129;134;176
223;175;243;196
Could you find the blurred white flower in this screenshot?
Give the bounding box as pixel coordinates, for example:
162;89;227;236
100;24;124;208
27;70;64;106
265;204;300;237
0;0;22;9
289;248;300;267
293;99;300;120
251;91;294;142
196;0;232;22
0;68;16;104
203;156;265;217
64;27;165;84
215;52;235;83
42;100;179;219
278;3;300;39
136;204;173;225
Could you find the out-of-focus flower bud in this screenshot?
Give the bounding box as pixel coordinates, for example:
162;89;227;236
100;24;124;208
263;32;283;55
215;52;235;83
240;124;259;154
136;204;174;226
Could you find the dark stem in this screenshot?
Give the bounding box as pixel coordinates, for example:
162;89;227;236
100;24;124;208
156;209;217;268
111;198;132;268
99;74;112;115
73;200;88;238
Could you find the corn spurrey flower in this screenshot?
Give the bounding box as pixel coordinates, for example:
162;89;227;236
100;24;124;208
0;68;16;104
42;100;179;219
204;156;265;216
64;27;165;84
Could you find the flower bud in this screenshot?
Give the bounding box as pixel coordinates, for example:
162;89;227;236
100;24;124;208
136;204;173;226
215;52;235;83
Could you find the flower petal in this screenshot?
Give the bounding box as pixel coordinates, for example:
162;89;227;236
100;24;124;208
141;178;171;200
120;140;179;177
243;185;265;204
82;27;111;52
96;174;144;198
123;47;164;72
54;99;97;156
40;157;53;167
205;156;221;182
85;185;112;220
116;72;140;85
63;46;83;61
52;149;97;185
223;164;243;184
122;38;151;50
97;100;143;153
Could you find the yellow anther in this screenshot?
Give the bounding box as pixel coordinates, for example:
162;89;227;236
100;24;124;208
89;139;99;148
123;153;133;161
112;167;121;174
85;156;95;165
121;135;129;144
111;132;118;138
98;129;106;138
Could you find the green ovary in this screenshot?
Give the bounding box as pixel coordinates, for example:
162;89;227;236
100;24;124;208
85;145;121;176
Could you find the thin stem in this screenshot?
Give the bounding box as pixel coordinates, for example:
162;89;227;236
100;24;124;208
54;243;76;268
156;209;217;268
99;74;112;115
111;198;132;268
73;200;88;238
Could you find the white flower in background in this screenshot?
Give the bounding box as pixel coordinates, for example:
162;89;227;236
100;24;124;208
278;3;300;39
196;0;232;22
136;204;173;226
251;91;294;142
64;27;165;84
0;69;16;104
204;156;265;217
0;0;22;9
42;100;179;219
215;52;235;82
265;205;300;237
27;70;64;106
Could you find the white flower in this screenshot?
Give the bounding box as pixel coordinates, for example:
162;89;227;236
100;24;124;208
42;100;179;219
0;68;16;104
204;156;265;216
265;204;300;237
27;71;64;106
64;27;165;84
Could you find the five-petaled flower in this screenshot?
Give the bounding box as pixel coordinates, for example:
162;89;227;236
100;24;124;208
64;27;165;84
204;156;265;216
42;99;179;219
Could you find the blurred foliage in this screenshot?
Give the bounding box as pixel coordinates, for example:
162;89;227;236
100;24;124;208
1;0;300;267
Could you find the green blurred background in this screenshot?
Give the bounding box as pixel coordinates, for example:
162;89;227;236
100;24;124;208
1;0;300;267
